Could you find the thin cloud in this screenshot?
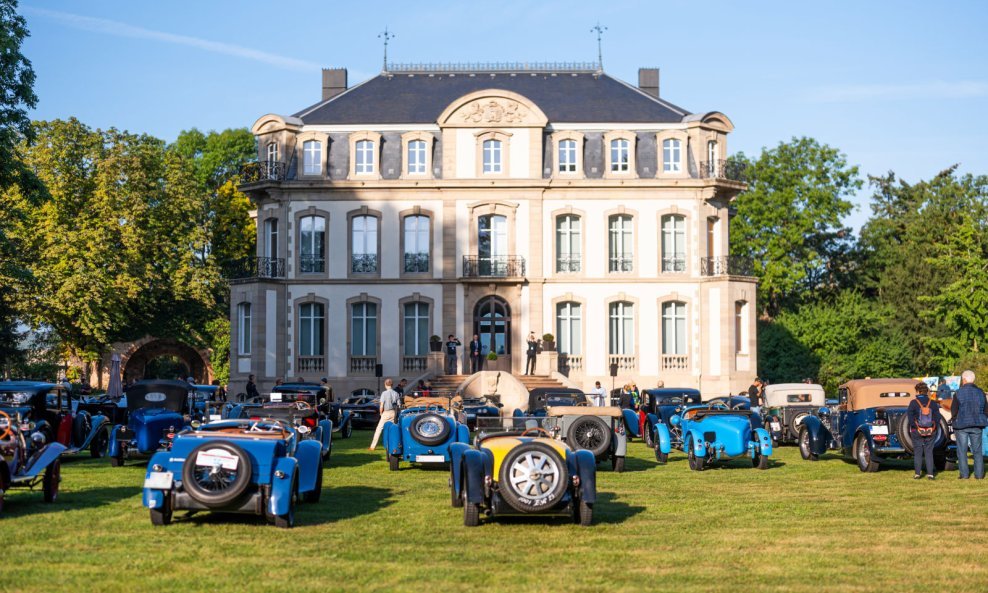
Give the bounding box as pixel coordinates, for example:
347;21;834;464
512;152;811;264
24;6;320;72
810;80;988;103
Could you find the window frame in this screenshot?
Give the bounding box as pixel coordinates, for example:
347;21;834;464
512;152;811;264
474;131;511;178
347;208;382;278
661;300;688;356
348;131;382;179
608;300;636;356
400;210;433;277
660;214;688;274
296;212;327;275
603;131;636;178
401;131;434;178
555;301;583;356
237;302;251;356
607;212;636;274
555;213;583;274
662;138;682;173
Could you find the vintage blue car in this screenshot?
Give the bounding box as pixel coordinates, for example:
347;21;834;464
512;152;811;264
670;403;773;470
108;380;192;467
226;401;332;460
0;380;110;457
449;429;598;526
142;417;323;528
383;395;470;470
640;387;701;449
798;378;959;472
0;407;67;513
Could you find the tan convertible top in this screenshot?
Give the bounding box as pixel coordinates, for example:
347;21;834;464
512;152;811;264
764;383;825;407
402;396;451;409
546;405;623;418
841;378;919;411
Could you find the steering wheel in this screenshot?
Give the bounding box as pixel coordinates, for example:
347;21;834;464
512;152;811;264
0;409;11;440
248;418;285;433
294;401;312;411
520;427;551;438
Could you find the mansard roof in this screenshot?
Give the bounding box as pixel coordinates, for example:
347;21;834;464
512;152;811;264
293;68;691;125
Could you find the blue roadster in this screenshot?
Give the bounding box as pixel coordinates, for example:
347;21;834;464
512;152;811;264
227;400;333;460
108;380;192;467
142;417;323;528
382;395;470;470
670;404;773;470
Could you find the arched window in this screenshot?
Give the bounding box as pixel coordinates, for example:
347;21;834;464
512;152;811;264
662;139;682;173
558;139;577;173
483;139;502;174
355;140;375;174
237;303;251;355
556;302;582;356
662;301;687;355
351;215;378;273
403;302;430;356
403;215;430;273
298;215;326;274
661;215;686;273
610;138;630;172
351;302;378;356
302;140;322;175
298;303;324;357
407;140;427;175
609;301;634;355
608;214;634;272
556;214;581;273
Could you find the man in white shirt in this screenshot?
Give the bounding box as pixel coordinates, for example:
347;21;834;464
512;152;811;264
370;378;401;451
589;381;608;407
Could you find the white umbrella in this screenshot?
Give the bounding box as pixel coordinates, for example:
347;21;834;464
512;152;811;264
106;353;123;398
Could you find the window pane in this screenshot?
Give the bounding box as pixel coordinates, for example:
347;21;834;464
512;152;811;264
483;139;502;173
303;140;322;175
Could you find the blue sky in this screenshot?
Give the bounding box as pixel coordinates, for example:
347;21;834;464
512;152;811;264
19;0;988;228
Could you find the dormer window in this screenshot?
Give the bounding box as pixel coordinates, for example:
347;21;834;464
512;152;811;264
355;140;375;174
662;139;682;173
610;139;629;172
266;142;279;165
603;131;636;178
408;140;426;174
303;140;322;175
559;140;577;173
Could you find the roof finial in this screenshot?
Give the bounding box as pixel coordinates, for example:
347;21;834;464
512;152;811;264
591;22;608;71
378;26;395;73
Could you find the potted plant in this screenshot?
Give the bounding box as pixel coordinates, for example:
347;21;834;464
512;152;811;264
486;352;499;362
430;335;442;353
541;333;556;351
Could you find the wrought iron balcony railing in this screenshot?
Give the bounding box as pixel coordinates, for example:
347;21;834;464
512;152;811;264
403;253;430;273
609;256;634;273
462;255;526;278
228;257;285;283
351;253;379;274
696;159;747;183
240;161;288;183
299;254;325;274
556;256;582;273
661;254;687;273
700;255;755;277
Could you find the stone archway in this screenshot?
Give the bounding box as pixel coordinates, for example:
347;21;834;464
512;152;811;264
117;337;213;385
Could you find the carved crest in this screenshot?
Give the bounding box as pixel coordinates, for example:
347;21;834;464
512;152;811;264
462;99;527;124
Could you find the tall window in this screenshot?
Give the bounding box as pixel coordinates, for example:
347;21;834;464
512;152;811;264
610;139;630;172
351;215;378;273
735;301;748;354
608;215;633;272
264;218;278;259
298;303;324;357
403;215;430;273
407;140;426;175
609;301;634;355
351;303;377;356
265;142;278;165
707;140;718;175
403;302;429;356
558;139;577;173
483;139;502;174
478;214;507;275
302;140;322;175
355;140;375;174
237;303;251;355
662;301;687;355
556;215;581;273
556;302;582;356
298;215;325;273
662;139;682;173
661;215;686;273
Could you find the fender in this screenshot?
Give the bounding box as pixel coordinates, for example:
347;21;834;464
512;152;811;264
77;414;109;449
621;408;640;438
645;413;660;441
294;440;323;496
268;456;299;517
108;425;124;458
800;415;833;456
613;424;628;456
382;421;401;456
462;449;486;504
854;427;878;457
655;422;672;455
317;420;333;452
688;430;707;456
455;423;470;444
449;443;471;497
754;427;773;457
20;442;67;478
142;451;171;509
573;449;597;504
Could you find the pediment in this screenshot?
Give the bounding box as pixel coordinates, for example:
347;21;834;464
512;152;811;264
438;90;548;128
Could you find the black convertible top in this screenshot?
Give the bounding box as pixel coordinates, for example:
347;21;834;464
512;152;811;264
125;380;190;413
527;388;587;412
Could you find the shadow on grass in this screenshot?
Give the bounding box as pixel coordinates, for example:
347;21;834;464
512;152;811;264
2;485;137;517
700;458;786;471
176;486;395;527
478;491;644;527
330;452;381;469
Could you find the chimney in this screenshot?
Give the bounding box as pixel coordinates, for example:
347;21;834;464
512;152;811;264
638;67;659;98
322;68;348;101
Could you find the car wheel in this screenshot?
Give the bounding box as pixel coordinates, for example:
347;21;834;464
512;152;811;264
110;450;124;467
577;500;593;527
687;440;704;472
388;454;399;471
409;413;452;446
798;427;818;461
450;473;463;508
855;434;879;472
643;423;655;448
612;456;625;473
463;493;480;527
897;415;914;454
274;474;297;529
753;452;769;470
150;496;172;526
301;460;323;504
498;442;569;513
342;420;353;439
655;449;669;464
43;460;60;503
182;441;252;508
90;427;109;458
566;415;612;459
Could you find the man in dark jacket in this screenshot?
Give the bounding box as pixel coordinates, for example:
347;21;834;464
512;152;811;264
747;378;764;416
245;374;260;402
907;382;943;479
950;370;988;479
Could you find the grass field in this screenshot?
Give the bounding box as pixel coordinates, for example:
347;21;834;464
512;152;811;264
4;432;988;593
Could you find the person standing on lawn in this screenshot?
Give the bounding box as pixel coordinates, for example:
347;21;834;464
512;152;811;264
951;370;988;479
370;378;401;451
907;382;942;479
245;374;260;401
748;377;764;417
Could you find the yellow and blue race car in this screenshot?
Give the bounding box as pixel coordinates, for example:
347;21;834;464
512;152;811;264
449;428;597;527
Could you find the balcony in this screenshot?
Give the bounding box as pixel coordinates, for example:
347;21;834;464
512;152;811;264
609;256;633;273
661;354;689;371
462;256;526;279
695;159;747;183
298;356;325;373
608;354;638;374
660;254;686;273
403;253;430;274
299;255;325;274
350;356;378;375
401;356;428;373
351;253;379;274
555;256;582;274
240;161;288;183
229;257;285;284
700;256;755;277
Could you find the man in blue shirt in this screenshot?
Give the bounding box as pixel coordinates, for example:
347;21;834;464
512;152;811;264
950;370;988;479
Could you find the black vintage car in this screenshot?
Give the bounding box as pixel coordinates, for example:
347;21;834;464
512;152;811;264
0;380;109;456
453;395;501;431
270;383;353;439
639;387;702;448
339;395;380;429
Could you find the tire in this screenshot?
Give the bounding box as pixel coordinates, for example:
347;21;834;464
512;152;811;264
788;412;811;441
274;474;297;529
450;473;463;508
687;438;705;472
655;449;669;464
110;447;124;467
798;427;818;461
43;460;60;503
612;456;625;473
342;420;353;440
577;500;593;527
409;413;452;446
498;442;569;513
301;460;323;504
388;454;399;471
90;427;109;458
181;441;252;508
566;415;612;459
643;422;655;448
463;493;480;527
753;452;769;470
897;415;914;453
855;433;880;473
150;496;172;526
72;413;91;448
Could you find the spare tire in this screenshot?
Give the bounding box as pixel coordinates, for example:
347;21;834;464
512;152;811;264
566;415;612;459
182;441;252;508
787;411;811;440
498;442;568;512
897;414;914;454
409;413;451;446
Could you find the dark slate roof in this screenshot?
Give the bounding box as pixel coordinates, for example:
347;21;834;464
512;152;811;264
293;71;691;125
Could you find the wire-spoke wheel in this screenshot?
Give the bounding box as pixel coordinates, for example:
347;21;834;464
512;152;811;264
499;443;568;512
855;434;879;473
799;428;818;461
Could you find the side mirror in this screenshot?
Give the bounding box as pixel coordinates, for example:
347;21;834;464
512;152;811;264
670;415;681;426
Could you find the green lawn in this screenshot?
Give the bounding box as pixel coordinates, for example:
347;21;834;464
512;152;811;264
4;433;988;593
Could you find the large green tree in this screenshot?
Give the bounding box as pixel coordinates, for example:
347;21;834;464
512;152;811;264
730;137;861;317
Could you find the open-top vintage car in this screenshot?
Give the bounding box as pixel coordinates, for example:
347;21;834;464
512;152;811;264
448;428;597;526
670;403;773;470
142;417;323;528
798;378;957;472
640;387;701;449
0;407;66;513
109;380;192;467
227;401;332;460
762;383;826;444
383;394;470;470
339;394;379;429
270;383;353;439
0;380;110;457
452;395;501;431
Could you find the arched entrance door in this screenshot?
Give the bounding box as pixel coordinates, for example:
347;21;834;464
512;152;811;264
474;296;511;364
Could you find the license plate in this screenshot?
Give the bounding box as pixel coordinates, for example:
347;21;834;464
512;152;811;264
144;471;173;489
871;425;888;435
770;422;781;431
270;392;282;402
209;414;221;421
415;454;446;463
196;449;239;470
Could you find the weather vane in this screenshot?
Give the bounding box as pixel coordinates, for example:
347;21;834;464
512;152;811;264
378;26;395;72
591;22;607;71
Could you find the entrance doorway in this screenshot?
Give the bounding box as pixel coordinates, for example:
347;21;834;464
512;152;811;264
474;296;511;366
